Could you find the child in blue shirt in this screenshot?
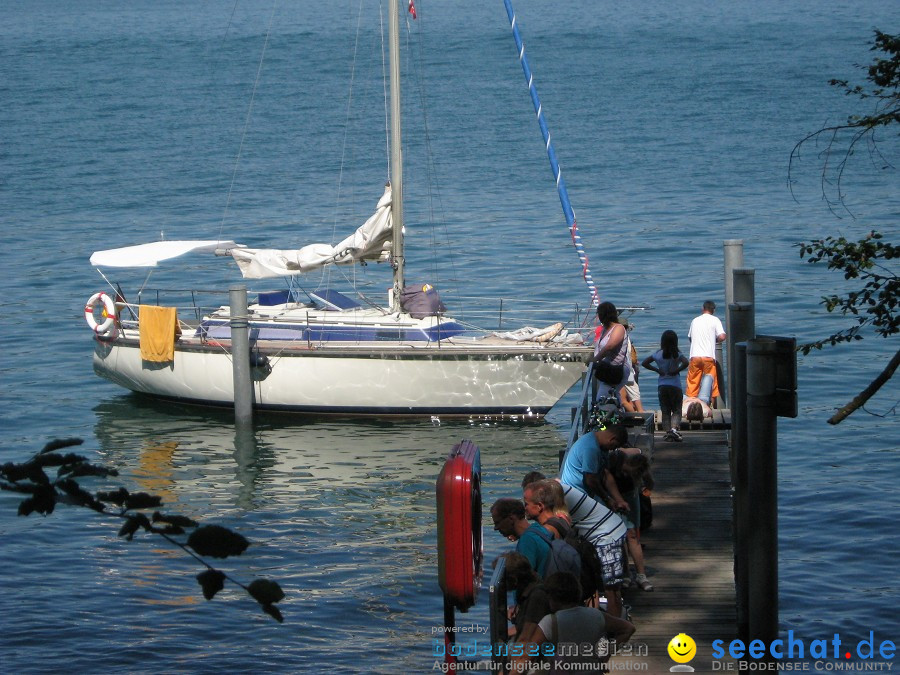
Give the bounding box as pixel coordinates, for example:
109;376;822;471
641;330;689;441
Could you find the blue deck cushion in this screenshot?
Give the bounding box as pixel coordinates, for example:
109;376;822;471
258;289;291;306
309;289;362;311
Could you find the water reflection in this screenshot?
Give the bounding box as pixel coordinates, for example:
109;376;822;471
87;395;569;671
92;395;566;491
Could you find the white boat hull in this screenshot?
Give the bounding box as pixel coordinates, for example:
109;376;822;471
93;338;591;418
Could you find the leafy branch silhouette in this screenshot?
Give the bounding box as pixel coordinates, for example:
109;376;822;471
796;231;899;424
1;438;285;622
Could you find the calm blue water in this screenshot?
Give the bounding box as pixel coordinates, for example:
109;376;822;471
1;0;898;672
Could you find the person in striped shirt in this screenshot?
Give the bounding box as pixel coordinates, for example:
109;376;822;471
523;472;628;618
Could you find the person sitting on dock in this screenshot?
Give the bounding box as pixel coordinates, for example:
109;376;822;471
559;425;629;511
491;498;551;577
511;572;635;673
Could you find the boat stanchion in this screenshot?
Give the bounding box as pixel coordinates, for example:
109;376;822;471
229;286;253;426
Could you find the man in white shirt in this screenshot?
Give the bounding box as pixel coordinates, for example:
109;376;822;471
686;300;726;400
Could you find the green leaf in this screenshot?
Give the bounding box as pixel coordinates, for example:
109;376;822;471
18;497;36;517
119;517;141;540
150;524;184;535
152;511;199;528
39;438;84;454
124;492;163;510
1;462;34;483
248;579;285;605
97;487;130;506
187;525;249;559
261;603;284;623
18;485;57;516
56;478;104;511
59;462;118;479
196;569;226;600
36;453;87;468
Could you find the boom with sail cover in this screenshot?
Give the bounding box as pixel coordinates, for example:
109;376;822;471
90;240;239;268
230;184;394;279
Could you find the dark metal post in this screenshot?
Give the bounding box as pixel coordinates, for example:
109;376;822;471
746;338;778;654
443;595;457;665
229;286;253;426
728;300;756;464
728;291;755;435
722;240;744;405
733;268;755;305
723;240;744;309
715;341;726;409
488;558;508;675
731;340;749;642
729;268;755;411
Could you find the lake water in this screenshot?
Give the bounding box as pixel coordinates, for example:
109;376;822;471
1;0;898;672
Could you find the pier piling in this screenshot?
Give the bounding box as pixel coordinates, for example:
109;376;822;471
229;286;253;427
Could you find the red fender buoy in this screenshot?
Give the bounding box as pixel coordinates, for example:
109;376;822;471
437;440;483;612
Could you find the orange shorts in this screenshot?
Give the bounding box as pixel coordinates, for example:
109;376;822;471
686;357;719;399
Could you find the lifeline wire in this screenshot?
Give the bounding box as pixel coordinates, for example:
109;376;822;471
502;0;599;308
217;0;279;242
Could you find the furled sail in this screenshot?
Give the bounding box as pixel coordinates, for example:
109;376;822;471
230;184;394;279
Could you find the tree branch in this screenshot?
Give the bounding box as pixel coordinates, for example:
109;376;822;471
828;346;900;424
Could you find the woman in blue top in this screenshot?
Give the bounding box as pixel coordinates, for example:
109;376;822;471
641;330;689;442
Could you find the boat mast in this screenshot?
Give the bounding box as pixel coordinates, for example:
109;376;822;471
388;0;405;312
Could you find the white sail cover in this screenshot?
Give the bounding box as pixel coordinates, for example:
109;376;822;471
230;185;394;279
90;240;239;267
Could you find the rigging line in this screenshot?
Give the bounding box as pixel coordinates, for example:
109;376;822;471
217;0;279;243
502;0;600;309
406;1;456;304
222;0;241;39
323;0;368;295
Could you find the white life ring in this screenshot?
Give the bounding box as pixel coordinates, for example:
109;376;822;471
85;292;117;336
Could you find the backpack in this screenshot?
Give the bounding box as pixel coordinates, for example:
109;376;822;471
534;526;582;587
563;529;606;600
544;517;605;601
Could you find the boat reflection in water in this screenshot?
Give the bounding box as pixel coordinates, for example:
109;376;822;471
93;395;567;503
89;395;567;670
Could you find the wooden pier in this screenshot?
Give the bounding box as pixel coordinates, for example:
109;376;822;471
612;427;738;673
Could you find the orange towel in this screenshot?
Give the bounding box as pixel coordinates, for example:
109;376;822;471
139;305;178;362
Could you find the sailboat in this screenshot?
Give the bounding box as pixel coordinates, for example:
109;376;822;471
84;1;593;418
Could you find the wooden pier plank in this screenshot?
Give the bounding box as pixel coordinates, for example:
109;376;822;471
653;408;732;430
610;428;737;673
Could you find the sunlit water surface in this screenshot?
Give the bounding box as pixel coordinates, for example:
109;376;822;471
1;0;897;672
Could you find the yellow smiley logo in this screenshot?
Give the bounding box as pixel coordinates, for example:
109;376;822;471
667;633;697;664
